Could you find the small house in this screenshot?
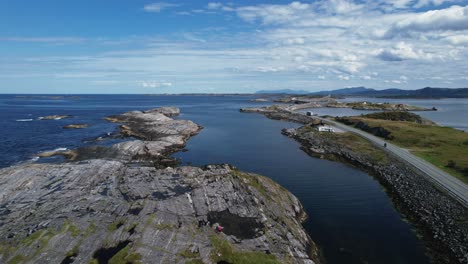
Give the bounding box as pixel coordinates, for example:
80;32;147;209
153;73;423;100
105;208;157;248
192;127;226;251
317;125;334;132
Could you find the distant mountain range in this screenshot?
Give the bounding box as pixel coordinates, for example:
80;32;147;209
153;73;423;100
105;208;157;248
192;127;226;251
256;87;468;98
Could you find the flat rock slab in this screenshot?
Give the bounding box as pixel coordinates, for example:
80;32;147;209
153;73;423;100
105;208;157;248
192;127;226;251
0;161;317;264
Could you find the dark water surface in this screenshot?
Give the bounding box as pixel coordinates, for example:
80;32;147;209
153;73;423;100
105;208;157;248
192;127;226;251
0;94;433;263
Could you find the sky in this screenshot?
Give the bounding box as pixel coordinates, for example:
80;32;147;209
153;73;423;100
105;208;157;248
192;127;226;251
0;0;467;94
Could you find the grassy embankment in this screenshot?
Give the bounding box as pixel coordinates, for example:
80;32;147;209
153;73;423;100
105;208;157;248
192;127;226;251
337;112;468;183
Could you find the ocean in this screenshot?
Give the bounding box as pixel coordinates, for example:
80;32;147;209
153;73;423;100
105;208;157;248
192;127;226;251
2;94;466;263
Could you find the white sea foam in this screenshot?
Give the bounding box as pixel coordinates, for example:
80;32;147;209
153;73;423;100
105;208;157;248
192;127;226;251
53;148;68;152
16;119;33;122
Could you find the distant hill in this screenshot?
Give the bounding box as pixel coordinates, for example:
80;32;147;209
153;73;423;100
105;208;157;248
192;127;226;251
257;87;468;98
255;89;310;94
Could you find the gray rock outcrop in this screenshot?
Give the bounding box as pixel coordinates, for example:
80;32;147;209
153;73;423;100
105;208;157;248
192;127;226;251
0;107;319;264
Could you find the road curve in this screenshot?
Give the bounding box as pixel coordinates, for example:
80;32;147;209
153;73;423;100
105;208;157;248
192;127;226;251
302;113;468;207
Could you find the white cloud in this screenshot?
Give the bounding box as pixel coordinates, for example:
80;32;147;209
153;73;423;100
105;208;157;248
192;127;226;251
377;42;432;61
445;34;468;45
144;2;179;13
139;81;173;88
255;66;286;73
285;37;305;45
236;2;311;24
338;75;351;80
207;2;223;10
323;0;364;14
384;5;468;38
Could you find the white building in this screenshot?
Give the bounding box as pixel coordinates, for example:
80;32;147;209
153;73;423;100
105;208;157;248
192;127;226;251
317;125;334;132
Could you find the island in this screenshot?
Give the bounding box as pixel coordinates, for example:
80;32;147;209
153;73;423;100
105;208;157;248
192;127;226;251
63;124;89;129
0;107;320;264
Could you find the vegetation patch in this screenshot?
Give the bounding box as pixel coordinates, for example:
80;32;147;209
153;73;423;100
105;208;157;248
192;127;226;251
61;246;79;264
108;244;142;264
232;171;268;199
62;220;81;237
84;222;97;238
337;116;468;182
361;111;435;124
154;223;174;230
7;254;26;264
108;219;126;232
210;235;280;264
92;240;142;264
178;248;200;259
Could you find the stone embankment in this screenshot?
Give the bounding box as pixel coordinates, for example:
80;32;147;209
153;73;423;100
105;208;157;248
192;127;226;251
242;106;467;264
281;126;467;264
0;107;319;264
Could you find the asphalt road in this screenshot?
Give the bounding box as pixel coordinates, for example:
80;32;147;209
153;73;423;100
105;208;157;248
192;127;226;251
310;114;468;207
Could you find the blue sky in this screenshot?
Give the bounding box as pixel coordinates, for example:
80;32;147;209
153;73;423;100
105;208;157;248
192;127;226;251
1;0;467;94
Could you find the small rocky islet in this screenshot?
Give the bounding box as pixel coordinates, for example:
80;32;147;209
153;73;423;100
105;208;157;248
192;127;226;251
0;107;319;264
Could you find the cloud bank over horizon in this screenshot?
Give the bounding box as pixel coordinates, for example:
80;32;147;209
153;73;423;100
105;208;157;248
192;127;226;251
0;0;467;93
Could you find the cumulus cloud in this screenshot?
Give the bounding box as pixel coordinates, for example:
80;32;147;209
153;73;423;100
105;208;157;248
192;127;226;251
384;5;468;38
144;2;179;13
445;34;468;45
377;42;432;61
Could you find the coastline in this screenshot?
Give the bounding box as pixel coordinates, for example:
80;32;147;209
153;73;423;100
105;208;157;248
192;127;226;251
241;107;468;264
0;107;320;264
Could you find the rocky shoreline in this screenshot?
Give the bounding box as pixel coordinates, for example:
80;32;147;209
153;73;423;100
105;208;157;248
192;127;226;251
0;107;319;264
242;107;467;264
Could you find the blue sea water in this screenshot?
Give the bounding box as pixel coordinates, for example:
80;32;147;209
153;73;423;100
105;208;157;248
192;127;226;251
2;94;462;264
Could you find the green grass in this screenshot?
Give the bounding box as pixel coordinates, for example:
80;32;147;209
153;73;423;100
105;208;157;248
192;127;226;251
332;132;389;164
178;248;200;259
7;255;25;264
345;117;468;183
154;223;174;230
108;219;126;232
62;220;81;237
300;125;389;164
84;222;97;238
210;235;280;264
231;170;269;199
108;244;142;264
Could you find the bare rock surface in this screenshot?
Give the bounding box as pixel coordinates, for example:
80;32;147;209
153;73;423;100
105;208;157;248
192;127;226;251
0;162;317;264
63;124;89;129
0;107;319;264
40;107;201;164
